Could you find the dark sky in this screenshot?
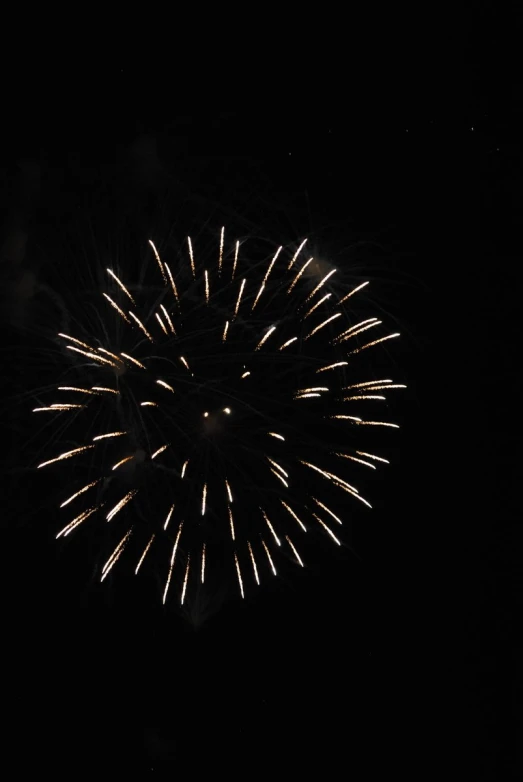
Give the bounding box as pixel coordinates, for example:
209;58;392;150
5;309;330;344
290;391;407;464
0;13;520;776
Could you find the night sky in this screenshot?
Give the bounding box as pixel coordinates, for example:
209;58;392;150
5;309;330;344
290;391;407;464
0;14;520;777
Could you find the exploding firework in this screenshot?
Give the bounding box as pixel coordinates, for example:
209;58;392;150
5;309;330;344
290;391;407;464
32;227;405;606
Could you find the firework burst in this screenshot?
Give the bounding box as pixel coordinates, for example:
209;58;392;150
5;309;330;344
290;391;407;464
33;227;405;606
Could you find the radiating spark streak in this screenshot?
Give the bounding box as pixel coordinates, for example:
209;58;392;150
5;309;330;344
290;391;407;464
141;401;158;407
135;534;155;574
354;384;406;391
112;455;134;470
60;480;100;508
336;317;378;337
234;552;245;598
248;541;260;584
335;320;381;344
344;379;393;390
316;361;348;373
356;421;400;428
241;371;251;378
279;336;298;350
102;293;131;324
348;333;400;355
58;334;92;350
312;497;343;525
179;356;191;373
305;312;342;341
262;510;281;546
225;479;233;503
106;268;136;303
339;280;369;304
304;293;331;319
201;483;207;515
304;269;336;304
267;457;288;477
201;543;206;583
181;555;190;604
98;348;125;365
129;311;154;342
218;226;224;274
286;535;304;566
106;490;137;522
151;444;168;459
268;432;285;441
38;445;94;469
288;257;313;293
330;415;362;421
120;352;146;369
148;240;167;284
187;236;196;278
92;386;119;394
66;345;118;367
356;450;390;464
296;387;329;394
301;462;371;506
101;528;133;581
58;386;98;394
228;506;235;540
156;379;175;393
287;238;307;270
204;269;210;304
233;278;246;319
33;404;85;411
333;452;376;469
251;283;265;312
223;320;229;341
294;393;321;399
163;565;174;604
170;523;184;566
56;505;98;538
281;500;307;531
232;240;239;279
270;468;289;487
358;421;400;429
261;538;277;575
160;304;176;334
164;504;175;530
263;246;283;285
155;311;168;335
312;513;341;545
181;460;189;478
163;522;184;604
164;262;180;305
92;431;127;441
343;395;386;401
255;325;276;350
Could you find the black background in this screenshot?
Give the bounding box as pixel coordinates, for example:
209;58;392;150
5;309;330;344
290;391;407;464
0;9;520;777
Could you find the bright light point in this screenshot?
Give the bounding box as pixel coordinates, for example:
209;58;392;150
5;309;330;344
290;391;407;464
224;407;231;414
